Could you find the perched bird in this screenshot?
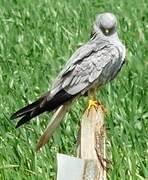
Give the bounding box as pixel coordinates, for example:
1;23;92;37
11;12;126;150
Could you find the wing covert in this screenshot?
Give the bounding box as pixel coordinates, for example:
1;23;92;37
50;42;122;96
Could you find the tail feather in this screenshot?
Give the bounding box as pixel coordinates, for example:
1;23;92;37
36;101;72;151
11;89;76;128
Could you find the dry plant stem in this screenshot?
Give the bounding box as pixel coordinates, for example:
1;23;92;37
78;105;106;180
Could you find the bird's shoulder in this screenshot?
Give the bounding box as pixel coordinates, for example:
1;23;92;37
60;38;110;76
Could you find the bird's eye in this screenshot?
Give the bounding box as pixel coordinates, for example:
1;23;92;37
105;29;109;35
100;26;110;35
100;25;114;36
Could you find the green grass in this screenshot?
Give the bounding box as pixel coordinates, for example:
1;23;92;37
0;0;147;179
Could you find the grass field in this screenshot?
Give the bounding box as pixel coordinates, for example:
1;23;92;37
0;0;147;179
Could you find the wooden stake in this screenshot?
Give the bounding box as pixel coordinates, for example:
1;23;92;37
56;106;106;180
78;106;106;180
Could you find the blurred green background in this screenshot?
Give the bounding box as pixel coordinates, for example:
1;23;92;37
0;0;147;179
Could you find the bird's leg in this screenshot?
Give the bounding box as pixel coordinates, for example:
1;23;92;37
87;89;106;113
88;99;99;110
87;89;99;116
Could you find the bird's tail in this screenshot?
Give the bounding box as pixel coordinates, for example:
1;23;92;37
10;90;75;128
36;101;72;151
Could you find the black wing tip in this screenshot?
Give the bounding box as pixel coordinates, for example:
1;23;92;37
15;122;22;128
15;116;27;128
10;113;24;128
15;123;20;128
11;89;76;127
10;113;17;120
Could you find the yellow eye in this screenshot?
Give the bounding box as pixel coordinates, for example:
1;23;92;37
105;29;109;34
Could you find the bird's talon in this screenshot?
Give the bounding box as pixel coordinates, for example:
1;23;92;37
87;100;99;116
87;100;106;114
87;100;99;110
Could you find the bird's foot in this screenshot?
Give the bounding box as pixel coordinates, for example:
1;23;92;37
87;100;107;113
88;100;99;110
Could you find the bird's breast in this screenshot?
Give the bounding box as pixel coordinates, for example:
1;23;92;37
95;44;125;86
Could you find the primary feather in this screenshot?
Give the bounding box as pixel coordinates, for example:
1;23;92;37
11;90;76;128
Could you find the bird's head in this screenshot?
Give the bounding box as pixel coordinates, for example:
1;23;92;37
91;12;117;37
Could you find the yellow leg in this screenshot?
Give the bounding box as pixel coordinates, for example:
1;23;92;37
87;89;107;113
87;100;100;110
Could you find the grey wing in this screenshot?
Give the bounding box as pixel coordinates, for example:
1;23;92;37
59;39;108;76
50;42;124;97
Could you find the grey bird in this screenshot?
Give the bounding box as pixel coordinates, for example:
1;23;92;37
11;12;126;150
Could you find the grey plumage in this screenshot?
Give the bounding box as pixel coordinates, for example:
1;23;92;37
50;13;125;97
11;12;126;148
